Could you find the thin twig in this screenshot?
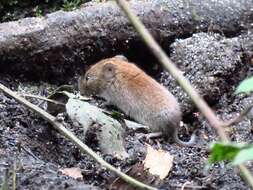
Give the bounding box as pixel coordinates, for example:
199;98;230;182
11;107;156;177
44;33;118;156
173;182;205;190
115;0;228;142
20;145;40;161
0;83;156;190
222;104;253;127
20;94;65;105
115;0;253;188
181;181;192;190
12;161;16;190
0;134;40;161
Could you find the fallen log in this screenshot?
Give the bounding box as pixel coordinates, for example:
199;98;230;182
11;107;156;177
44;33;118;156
0;0;252;81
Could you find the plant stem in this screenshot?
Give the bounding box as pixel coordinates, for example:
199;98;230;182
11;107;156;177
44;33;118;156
0;83;157;190
115;0;228;142
115;0;253;188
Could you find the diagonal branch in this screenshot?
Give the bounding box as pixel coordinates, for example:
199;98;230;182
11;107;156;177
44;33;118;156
115;0;228;142
222;104;253;127
115;0;253;188
0;83;156;190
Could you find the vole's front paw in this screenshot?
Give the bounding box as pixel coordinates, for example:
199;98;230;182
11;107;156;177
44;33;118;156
100;100;111;108
138;132;163;143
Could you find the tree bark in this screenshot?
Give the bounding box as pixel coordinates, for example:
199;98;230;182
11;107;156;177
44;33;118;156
0;0;252;82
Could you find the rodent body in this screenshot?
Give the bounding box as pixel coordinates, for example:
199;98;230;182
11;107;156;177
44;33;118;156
79;56;195;146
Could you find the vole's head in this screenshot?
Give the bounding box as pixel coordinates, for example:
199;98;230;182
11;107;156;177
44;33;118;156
78;56;128;97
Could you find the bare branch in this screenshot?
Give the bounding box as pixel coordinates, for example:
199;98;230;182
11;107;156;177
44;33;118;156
115;0;253;188
222;104;253;127
0;83;157;190
20;93;65;105
115;0;228;142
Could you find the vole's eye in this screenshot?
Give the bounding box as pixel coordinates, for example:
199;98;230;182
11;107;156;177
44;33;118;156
85;76;90;81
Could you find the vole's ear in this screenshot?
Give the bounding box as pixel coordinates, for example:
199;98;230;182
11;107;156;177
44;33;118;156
103;63;116;79
114;55;128;62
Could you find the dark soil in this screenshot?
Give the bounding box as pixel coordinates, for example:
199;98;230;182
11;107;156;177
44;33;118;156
0;59;253;190
0;5;253;189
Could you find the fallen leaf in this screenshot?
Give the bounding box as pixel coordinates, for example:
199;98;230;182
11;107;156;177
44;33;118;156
66;98;128;159
202;132;209;140
60;167;83;179
110;162;157;190
143;144;174;179
110;144;173;189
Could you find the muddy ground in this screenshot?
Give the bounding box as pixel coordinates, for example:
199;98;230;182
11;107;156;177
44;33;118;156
1;0;253;190
1;32;253;189
0;76;252;190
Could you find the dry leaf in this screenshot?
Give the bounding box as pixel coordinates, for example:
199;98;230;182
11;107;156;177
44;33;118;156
60;167;83;179
143;144;174;179
110;162;157;190
66;98;128;159
110;144;173;189
203;132;209;140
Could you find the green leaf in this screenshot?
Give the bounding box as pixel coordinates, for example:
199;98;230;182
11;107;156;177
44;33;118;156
235;76;253;94
208;143;241;164
111;111;124;119
208;142;253;167
232;146;253;165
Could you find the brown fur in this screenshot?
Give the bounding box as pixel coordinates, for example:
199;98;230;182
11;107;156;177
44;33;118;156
78;56;195;146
